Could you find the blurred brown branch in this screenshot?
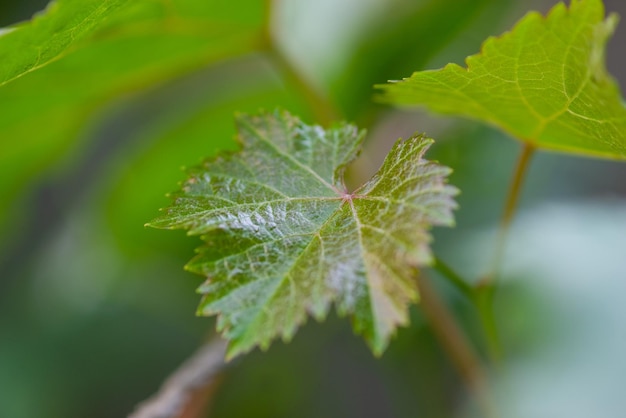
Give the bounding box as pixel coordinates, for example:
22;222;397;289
129;337;228;418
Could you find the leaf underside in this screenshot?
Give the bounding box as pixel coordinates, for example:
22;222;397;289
150;110;457;359
378;0;626;160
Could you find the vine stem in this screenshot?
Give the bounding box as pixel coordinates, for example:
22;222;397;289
430;257;499;365
261;0;342;126
416;273;497;418
476;142;536;362
129;337;228;418
481;142;535;286
432;256;473;299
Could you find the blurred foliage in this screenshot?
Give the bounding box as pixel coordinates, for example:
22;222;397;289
1;1;625;418
0;0;263;224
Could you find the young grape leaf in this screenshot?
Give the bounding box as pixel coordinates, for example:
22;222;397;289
378;0;626;160
149;110;458;359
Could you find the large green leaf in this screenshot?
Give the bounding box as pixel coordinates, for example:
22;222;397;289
149;110;457;358
0;0;125;86
0;0;262;222
378;0;626;160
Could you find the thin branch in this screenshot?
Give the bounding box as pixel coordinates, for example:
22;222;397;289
500;142;535;229
480;142;535;286
432;256;474;299
474;284;502;364
416;272;497;418
475;142;536;363
129;337;228;418
431;257;503;363
261;0;341;126
178;374;225;418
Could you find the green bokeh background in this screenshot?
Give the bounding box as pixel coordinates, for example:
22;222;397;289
1;1;625;417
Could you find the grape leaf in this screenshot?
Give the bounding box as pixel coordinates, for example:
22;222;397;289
149;110;458;358
378;0;626;160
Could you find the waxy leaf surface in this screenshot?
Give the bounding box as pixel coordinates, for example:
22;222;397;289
150;110;457;358
379;0;626;160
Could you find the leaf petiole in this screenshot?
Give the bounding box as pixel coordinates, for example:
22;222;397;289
431;256;503;363
474;142;536;364
431;256;473;299
416;273;497;418
481;142;535;287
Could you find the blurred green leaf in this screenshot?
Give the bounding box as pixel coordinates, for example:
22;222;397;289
0;0;126;85
149;109;457;358
0;0;264;222
379;0;626;160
